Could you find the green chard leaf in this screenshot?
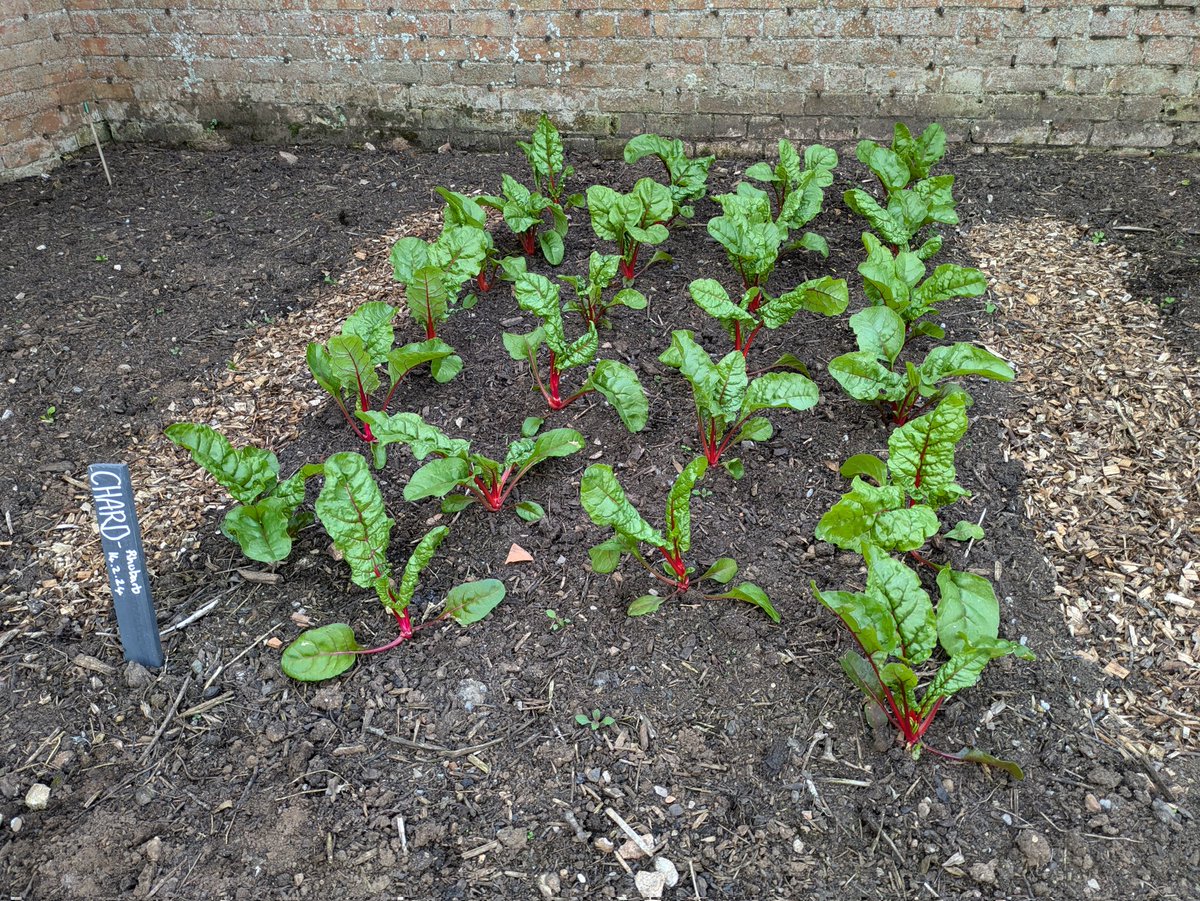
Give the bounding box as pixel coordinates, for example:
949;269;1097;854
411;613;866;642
864;545;936;666
404;457;472;502
281;623;359;682
221;499;295;564
664;457;708;554
586;360;649;433
813;582;899;665
316;453;395;604
887;394;969;508
935;566;1001;657
815;478;939;555
944;520;985;542
446;579;506;625
709;582;780;623
165;423;279;504
580;465;665;548
392;526;450;614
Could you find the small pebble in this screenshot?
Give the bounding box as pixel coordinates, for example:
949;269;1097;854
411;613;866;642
10;817;23;833
24;784;50;811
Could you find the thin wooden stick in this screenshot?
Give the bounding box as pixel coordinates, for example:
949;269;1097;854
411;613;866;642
83;102;112;187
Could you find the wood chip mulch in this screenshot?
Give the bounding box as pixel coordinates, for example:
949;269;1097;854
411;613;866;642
970;219;1200;760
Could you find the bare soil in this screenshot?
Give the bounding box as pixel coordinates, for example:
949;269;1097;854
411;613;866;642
1;143;1197;900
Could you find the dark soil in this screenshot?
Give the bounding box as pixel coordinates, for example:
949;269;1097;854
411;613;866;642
1;142;1197;901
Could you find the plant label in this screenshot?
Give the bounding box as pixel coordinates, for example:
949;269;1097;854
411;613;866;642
88;463;163;668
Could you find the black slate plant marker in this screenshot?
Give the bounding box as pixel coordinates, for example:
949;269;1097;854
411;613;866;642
89;463;163;668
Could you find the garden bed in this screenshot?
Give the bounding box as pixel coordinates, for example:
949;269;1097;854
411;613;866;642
1;143;1197;900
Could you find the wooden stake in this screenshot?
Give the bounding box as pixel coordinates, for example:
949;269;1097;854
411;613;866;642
83;102;112;187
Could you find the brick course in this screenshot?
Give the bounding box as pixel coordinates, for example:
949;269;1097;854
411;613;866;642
2;0;1197;180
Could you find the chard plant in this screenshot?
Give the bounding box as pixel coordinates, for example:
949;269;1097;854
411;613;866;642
164;423;321;563
559;251;648;328
435;186;515;293
306;301;459;454
517;114;583;209
658;330;818;478
843;122;957;258
687;275;847;358
586;178;674;282
281;452;505;682
828;305;1013;425
360;410;583;520
743;139;838;236
580;458;778;620
503;271;648;431
811;545;1033;774
622;134;714;222
390;226;485;339
479;174;569;265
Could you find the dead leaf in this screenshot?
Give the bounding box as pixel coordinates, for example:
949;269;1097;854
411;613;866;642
237;568;282;585
505;544;533;565
290;612;312;628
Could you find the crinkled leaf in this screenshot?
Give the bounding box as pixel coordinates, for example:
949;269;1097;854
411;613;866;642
732;416;773;445
828;351;908;404
710;582;779;623
864;546;936;665
628;594;664;617
762;277;848;327
316;452;394;595
916;234;944;261
325;334;380;399
580;464;665;547
935;566;1001;657
359;411;470;461
844;190;909;247
435;187;488;229
664;456;708;554
816;478;938;555
386;338;457;385
888;394;969;508
921;637;1033;711
813;582;898;665
556;326;599;371
446;578;506;625
790;231;829;258
914;264;987;309
856;141;911;192
404;266;451;333
389;237;429;283
689;278;755;327
165;423;279;504
390;525;449;614
741;371;819;415
281;624;358;682
914;174;958;225
623;133;678;165
849;306;907;365
404;457;472;502
220;499;294;563
712;350;749;421
920;343;1014;388
699;557;738;584
586;359;648;433
342;302;397;364
944;520;985;542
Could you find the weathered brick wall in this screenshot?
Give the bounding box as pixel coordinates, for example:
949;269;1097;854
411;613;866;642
3;1;1198;179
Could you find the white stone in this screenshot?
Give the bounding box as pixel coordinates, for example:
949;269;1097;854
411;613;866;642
24;784;50;810
654;857;679;888
635;870;665;899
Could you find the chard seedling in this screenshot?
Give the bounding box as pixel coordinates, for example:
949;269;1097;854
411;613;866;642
281;453;505;681
828;305;1013;425
307;301;460;455
658;330;819;478
435;186;519;292
517;114;583;209
743;139;838;240
390;226;485;338
559;251;648;328
811;544;1032;775
479;174;569;265
687;275;847;358
843;122;956;258
165;423;321;563
580;458;778;620
504;271;648;431
360;410;583;519
586;178;674;282
622;134;714;222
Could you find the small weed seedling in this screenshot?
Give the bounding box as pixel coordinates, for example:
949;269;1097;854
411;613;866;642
360;410;583;520
586;178;674;283
504;271;648;431
658;330;819;478
479;174;569;265
580;458;778;620
39;406;56;424
545;609;572;631
307;301;460;459
576;709;616;731
828;304;1013;425
517;114;583;210
622;134;714;222
280;452;504;681
559;251;648;328
165;423;321;563
843;122;956;258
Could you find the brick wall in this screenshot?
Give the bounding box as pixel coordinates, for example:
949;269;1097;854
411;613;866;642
3;1;1198;179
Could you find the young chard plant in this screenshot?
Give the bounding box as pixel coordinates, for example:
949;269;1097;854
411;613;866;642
559;251;648;328
586;178;674;282
658;330;819;478
811;545;1033;774
435;186;515;293
828;304;1013;425
517;114;583;209
687;275;847;358
280;452;505;681
479;174;569;265
503;271;648;431
580;458;777;620
359;410;583;520
165;423;321;563
622;134;714;222
390;226;485;339
307;301;459;454
843;122;956;258
743;139;838;239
